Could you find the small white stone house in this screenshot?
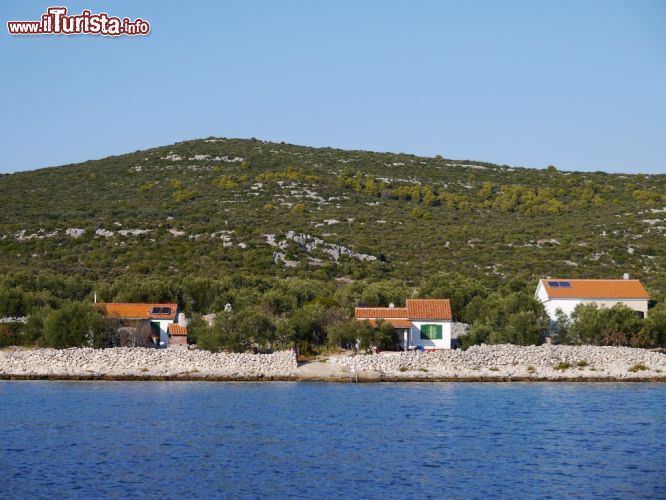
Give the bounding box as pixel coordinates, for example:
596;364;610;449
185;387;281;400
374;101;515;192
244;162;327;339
355;299;453;350
99;303;187;347
535;278;650;322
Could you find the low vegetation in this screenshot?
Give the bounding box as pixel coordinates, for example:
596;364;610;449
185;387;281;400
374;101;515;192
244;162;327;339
0;137;664;352
555;362;572;371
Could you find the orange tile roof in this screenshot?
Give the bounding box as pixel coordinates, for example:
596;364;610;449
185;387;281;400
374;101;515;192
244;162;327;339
98;303;178;320
168;324;188;336
355;299;452;322
406;299;452;320
540;279;649;299
355;307;408;319
365;319;414;328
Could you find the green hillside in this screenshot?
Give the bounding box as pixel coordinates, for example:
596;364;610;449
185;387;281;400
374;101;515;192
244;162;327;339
2;137;664;286
1;138;664;350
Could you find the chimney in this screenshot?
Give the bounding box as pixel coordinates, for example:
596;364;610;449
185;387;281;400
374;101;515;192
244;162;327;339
623;273;630;280
178;312;188;327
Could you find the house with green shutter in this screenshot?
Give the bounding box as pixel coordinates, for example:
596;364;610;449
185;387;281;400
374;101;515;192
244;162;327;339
355;299;453;350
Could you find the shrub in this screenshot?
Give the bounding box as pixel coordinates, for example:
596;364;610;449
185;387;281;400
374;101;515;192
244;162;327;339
628;363;649;372
0;288;28;317
568;304;644;347
41;302;106;348
420;272;487;321
327;320;367;350
172;189;197;202
555;362;572;371
642;302;666;348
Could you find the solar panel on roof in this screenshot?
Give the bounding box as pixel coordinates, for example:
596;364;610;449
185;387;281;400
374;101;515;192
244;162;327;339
547;281;560;287
151;306;162;314
558;281;571;287
160;307;172;315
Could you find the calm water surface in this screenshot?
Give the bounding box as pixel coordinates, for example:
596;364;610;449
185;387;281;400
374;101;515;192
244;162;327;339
0;381;664;499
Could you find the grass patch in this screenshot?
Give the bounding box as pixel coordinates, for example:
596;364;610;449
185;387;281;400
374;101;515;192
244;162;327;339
489;367;499;372
527;366;536;374
419;368;429;373
576;360;589;367
399;367;409;372
628;363;649;373
555;362;572;371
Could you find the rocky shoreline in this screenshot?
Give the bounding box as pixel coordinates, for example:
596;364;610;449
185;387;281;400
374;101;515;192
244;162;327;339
0;348;298;381
330;344;666;381
0;345;665;382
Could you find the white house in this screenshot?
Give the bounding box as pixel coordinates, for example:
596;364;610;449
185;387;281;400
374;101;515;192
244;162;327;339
99;303;187;347
355;298;453;350
535;278;650;322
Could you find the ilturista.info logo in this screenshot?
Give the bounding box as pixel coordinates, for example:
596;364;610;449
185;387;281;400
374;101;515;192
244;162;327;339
7;6;150;36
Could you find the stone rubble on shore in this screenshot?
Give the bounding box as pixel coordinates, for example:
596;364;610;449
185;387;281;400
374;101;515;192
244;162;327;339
330;344;666;380
0;348;298;379
1;345;664;381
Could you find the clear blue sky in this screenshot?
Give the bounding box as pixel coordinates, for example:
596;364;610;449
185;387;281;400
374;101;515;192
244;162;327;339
1;0;665;174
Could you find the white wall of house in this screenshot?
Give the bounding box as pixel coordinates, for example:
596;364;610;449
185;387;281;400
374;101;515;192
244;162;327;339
542;298;648;321
152;319;175;346
409;320;452;349
535;282;648;321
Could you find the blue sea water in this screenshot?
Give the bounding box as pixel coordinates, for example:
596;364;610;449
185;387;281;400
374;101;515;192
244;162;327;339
0;382;664;499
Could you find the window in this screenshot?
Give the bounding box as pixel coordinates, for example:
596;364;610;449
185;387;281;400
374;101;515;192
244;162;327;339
420;324;442;340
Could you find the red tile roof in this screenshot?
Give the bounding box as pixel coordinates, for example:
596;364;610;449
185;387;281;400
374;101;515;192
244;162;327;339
98;303;178;320
364;319;414;328
355;307;408;319
355;299;452;322
540;279;649;299
406;299;452;320
167;324;188;336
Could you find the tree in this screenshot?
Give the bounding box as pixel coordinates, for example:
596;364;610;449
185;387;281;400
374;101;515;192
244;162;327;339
568;304;644;346
359;281;410;308
0;287;27;317
327;319;368;350
642;302;666;347
41;303;105;348
461;292;548;347
357;321;396;351
419;272;487;321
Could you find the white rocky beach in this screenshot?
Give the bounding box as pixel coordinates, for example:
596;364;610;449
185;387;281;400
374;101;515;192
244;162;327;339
0;348;298;380
0;344;665;381
329;344;666;381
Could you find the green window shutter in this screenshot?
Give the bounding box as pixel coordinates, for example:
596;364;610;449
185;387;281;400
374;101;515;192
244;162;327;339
420;324;442;340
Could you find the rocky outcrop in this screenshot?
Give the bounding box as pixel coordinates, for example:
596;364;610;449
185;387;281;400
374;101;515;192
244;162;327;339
330;345;666;380
0;348;298;380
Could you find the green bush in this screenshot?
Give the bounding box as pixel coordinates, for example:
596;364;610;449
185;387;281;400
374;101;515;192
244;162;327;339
642;302;666;347
420;272;487;321
568;304;644;346
555;362;572;371
0;288;28;317
41;302;106;348
327;319;368;350
462;290;548;347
